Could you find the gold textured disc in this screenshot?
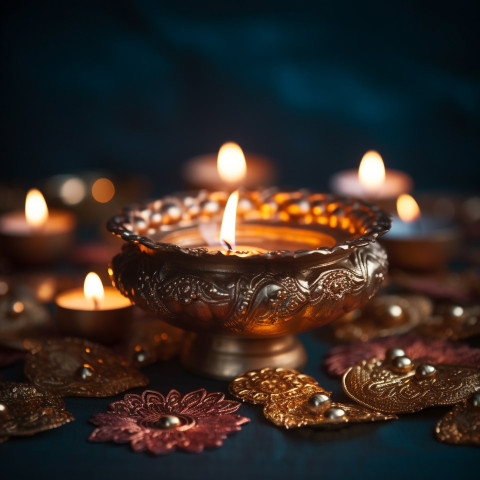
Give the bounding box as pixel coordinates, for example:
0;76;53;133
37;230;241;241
24;337;149;397
263;394;397;429
0;382;73;437
342;357;480;414
436;394;480;447
229;367;322;405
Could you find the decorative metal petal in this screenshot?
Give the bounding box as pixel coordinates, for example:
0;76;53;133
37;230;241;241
89;388;249;455
230;367;395;429
0;382;73;437
24;338;148;397
343;357;480;414
263;395;396;429
330;294;433;342
229;367;322;405
436;393;480;446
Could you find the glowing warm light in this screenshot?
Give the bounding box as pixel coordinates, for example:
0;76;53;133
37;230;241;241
358;151;386;192
84;272;104;308
12;301;24;315
397;194;421;223
217;142;247;183
60;177;86;205
25;189;49;228
220;191;239;250
36;279;56;302
92;178;115;203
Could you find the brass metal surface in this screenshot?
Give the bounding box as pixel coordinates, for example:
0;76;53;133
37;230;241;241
229;367;321;405
331;294;433;342
343;356;480;414
436;393;480;447
24;337;149;397
182;334;307;380
122;315;185;367
0;381;73;437
108;190;390;378
416;303;480;340
262;393;397;429
229;367;396;429
0;288;51;350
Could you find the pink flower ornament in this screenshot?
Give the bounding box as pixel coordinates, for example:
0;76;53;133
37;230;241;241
89;389;249;454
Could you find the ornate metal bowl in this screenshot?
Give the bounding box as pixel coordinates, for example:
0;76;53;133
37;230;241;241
107;189;391;379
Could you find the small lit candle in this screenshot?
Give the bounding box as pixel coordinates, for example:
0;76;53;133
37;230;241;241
56;272;133;344
161;151;337;256
191;147;266;256
382;194;459;271
0;189;76;265
330;151;413;212
181;142;276;190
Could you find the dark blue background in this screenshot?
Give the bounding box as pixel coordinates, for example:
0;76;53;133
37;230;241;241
1;1;480;192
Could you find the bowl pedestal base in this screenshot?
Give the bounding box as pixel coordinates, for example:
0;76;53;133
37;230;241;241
181;333;307;380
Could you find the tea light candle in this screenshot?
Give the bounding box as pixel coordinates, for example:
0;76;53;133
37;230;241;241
382;194;459;271
330;151;413;212
56;272;133;344
0;189;76;265
182;142;276;190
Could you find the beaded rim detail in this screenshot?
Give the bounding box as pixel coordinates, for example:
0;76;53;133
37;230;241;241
107;189;391;260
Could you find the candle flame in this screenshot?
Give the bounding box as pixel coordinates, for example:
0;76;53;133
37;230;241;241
25;189;49;227
397;194;421;223
84;272;104;308
217;142;247;184
220;191;239;251
358;150;386;192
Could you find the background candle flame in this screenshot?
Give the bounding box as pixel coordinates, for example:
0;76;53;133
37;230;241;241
217;142;247;183
397;193;421;222
84;272;104;308
220;191;239;250
358;150;386;192
25;189;49;227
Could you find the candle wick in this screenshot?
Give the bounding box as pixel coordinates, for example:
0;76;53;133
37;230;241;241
92;296;100;310
221;239;233;251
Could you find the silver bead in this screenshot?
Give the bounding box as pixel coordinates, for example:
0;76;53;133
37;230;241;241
76;364;94;380
385;347;406;362
307;393;331;412
387;305;404;320
471;392;480;407
160;202;182;223
323;407;346;419
134;348;148;364
391;355;413;373
449;305;464;318
154;415;181;429
415;364;436;378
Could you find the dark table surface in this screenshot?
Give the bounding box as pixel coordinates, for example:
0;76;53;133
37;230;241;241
1;332;478;480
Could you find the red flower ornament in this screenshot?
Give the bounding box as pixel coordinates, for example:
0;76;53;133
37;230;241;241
89;389;249;454
324;334;480;377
